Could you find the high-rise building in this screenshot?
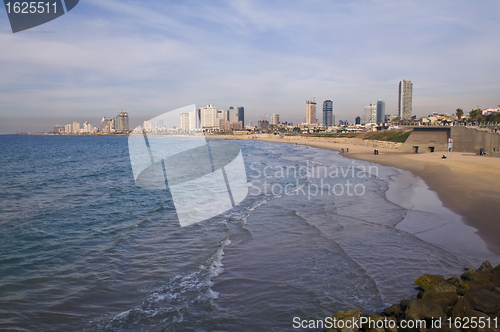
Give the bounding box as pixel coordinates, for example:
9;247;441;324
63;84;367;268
237;107;244;127
73;121;80;134
179;113;190;131
398;79;413;120
355;116;361;125
114;112;129;133
323;100;333;127
376;100;385;124
364;104;376;123
217;109;226;122
200;104;219;130
306;100;317;124
189;109;201;131
270;114;279;125
227;106;245;126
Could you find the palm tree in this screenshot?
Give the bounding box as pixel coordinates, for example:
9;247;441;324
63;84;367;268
455;108;464;121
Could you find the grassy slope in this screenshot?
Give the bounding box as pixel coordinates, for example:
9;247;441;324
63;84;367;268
294;130;412;143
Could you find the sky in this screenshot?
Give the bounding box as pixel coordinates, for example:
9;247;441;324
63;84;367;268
1;0;499;133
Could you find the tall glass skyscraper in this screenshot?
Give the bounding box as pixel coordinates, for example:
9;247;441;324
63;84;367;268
376;100;385;124
398;80;413;120
323;100;333;127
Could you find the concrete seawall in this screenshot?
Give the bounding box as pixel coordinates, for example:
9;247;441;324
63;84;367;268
402;126;500;153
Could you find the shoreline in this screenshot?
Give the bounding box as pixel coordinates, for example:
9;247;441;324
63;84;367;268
227;135;500;256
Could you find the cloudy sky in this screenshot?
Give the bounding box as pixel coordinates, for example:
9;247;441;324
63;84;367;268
1;0;499;133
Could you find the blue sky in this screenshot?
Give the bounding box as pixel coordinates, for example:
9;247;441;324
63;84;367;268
1;0;499;133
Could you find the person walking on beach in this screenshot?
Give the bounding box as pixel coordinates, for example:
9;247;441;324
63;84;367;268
495;126;498;133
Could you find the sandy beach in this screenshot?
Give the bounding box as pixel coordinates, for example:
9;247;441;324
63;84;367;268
219;135;500;255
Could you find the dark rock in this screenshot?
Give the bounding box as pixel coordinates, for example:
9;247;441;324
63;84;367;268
478;261;493;273
405;299;445;321
383;304;403;318
494;287;500;295
462;269;492;282
400;299;411;311
446;276;461;286
464;288;500;314
414;274;457;293
422;291;458;312
326;310;362;332
492;264;500;287
361;314;385;332
451;298;489;321
457;280;496;295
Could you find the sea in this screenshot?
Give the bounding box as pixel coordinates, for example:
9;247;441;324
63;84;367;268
0;135;498;332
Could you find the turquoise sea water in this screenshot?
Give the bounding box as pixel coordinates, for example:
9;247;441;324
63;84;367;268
0;135;497;331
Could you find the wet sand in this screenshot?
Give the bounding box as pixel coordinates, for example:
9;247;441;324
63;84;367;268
239;135;500;255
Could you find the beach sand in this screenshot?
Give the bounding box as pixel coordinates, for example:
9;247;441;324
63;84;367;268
232;135;500;255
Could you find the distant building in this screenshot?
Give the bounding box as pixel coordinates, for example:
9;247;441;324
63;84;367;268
114;112;129;133
53;125;64;134
258;120;269;131
271;114;280;125
355;116;361;125
72;122;80;134
100;118;113;133
323;100;333;127
65;124;72;134
398;79;413;120
82;121;94;134
189;109;201;131
376;100;385;124
217;109;226;122
220;121;243;132
199;104;219;130
364;104;376;123
228;106;245;126
179;113;190;131
306;100;317;125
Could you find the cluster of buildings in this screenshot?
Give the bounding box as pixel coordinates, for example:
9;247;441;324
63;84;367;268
53;111;129;135
299;79;413;132
174;105;244;133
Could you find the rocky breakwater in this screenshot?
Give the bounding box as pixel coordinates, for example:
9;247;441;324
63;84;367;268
326;261;500;332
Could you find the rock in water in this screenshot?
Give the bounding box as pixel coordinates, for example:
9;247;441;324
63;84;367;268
414;274;457;293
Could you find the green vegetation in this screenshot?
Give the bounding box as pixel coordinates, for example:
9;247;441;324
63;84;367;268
361;130;412;143
296;130;412;143
455;108;464;120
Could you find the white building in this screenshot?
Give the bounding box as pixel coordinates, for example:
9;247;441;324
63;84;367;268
200;104;219;130
271;114;280;125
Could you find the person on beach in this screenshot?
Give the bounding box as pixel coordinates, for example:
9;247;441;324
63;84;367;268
346;148;349;153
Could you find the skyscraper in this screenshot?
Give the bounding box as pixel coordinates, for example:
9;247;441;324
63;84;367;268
364;104;376;123
114;112;129;133
189;108;201;131
376;100;385;124
179;113;190;131
200;104;219;130
270;114;279;125
398;79;413;120
323;100;333;127
306;100;317;125
227;106;245;126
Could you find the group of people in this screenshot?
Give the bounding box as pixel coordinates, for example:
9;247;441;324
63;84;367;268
340;148;349;153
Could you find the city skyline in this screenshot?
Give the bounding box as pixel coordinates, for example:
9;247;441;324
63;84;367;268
1;1;500;133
